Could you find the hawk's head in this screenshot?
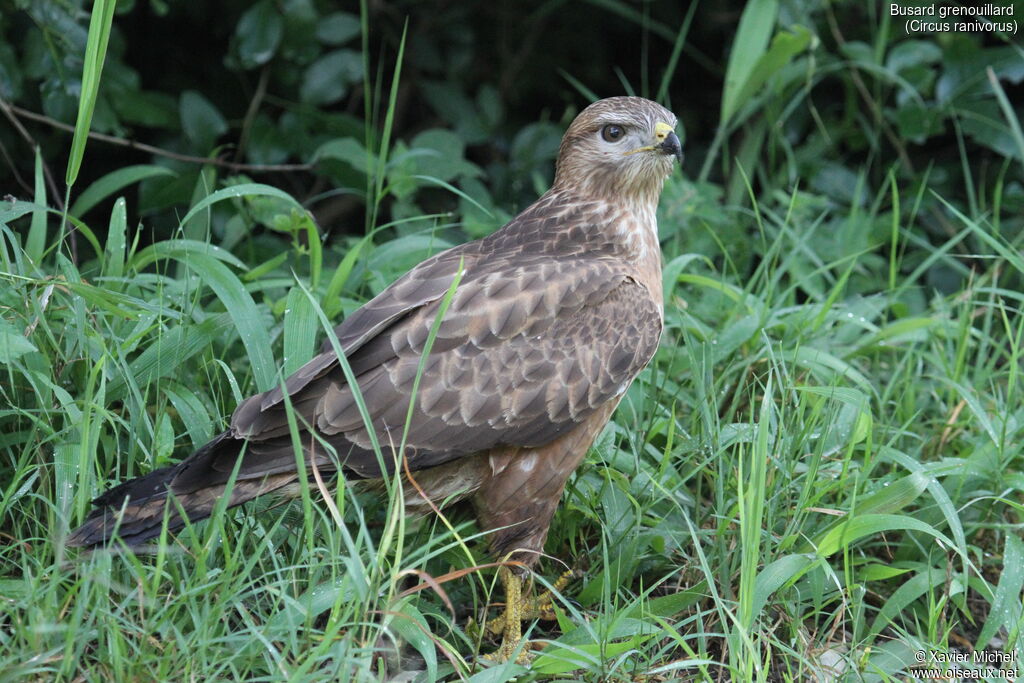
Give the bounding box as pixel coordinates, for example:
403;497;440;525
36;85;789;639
553;96;682;203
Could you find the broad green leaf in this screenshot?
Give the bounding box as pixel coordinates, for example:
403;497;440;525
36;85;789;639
322;235;369;319
987;66;1024;168
880;447;970;569
749;554;816;621
385;601;437;682
69;165;176;218
854;472;930;517
860;563;914;581
814;513;954;558
464;663;528;681
622;583;706;620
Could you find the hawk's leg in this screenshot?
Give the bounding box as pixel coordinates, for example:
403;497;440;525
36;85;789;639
486;567;576;637
483;566;529;663
483;567;576;663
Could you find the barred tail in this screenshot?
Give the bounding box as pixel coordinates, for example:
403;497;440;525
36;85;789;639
67;432;295;547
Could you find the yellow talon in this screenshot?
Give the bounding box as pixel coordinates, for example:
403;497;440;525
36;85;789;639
481;566;578;664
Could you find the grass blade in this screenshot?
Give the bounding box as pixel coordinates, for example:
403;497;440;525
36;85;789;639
26;147;46;264
69;165;176;218
283;285;318;375
65;0;117;188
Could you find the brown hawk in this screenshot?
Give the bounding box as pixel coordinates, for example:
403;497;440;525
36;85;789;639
69;96;682;662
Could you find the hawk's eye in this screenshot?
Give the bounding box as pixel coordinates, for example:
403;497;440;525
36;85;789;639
601;124;625;142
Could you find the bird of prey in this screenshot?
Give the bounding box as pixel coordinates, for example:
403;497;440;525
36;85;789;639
69;96;682;663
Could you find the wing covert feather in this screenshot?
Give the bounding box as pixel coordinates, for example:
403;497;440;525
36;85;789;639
225;195;663;480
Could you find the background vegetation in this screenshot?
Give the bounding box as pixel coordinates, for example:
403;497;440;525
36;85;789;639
2;0;1023;680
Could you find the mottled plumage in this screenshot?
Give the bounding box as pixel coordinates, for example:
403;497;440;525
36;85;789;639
69;96;682;661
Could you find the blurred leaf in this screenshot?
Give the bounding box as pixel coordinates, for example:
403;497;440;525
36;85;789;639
421;81;490;144
245;115;290;165
301;49;362;105
0;43;23;99
854;472;931;516
316;12;360;45
724;25;812;124
114;89;178;127
936;42;1024;104
784;346;872;392
176;183;305;232
314;137;373;174
860;563;913;581
0;319;37;363
958;98;1024;162
987;66;1024;167
405;129;481;182
810;163;863;204
180;90;228;151
893;102;945;143
720;0;778;125
885;40;941;74
235;0;283;69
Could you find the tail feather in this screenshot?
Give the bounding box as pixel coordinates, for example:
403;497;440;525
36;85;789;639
67;431;298;547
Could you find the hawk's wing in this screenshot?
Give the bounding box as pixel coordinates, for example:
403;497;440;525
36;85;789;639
223;249;662;479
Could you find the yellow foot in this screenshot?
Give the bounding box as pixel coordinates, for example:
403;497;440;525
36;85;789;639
480;566;578;664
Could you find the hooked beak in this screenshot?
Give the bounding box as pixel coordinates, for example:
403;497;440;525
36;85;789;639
654;121;683;165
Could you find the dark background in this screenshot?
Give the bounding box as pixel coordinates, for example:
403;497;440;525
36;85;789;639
1;0;1021;273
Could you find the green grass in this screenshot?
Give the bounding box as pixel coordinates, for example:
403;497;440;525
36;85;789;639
3;160;1023;681
2;3;1024;682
